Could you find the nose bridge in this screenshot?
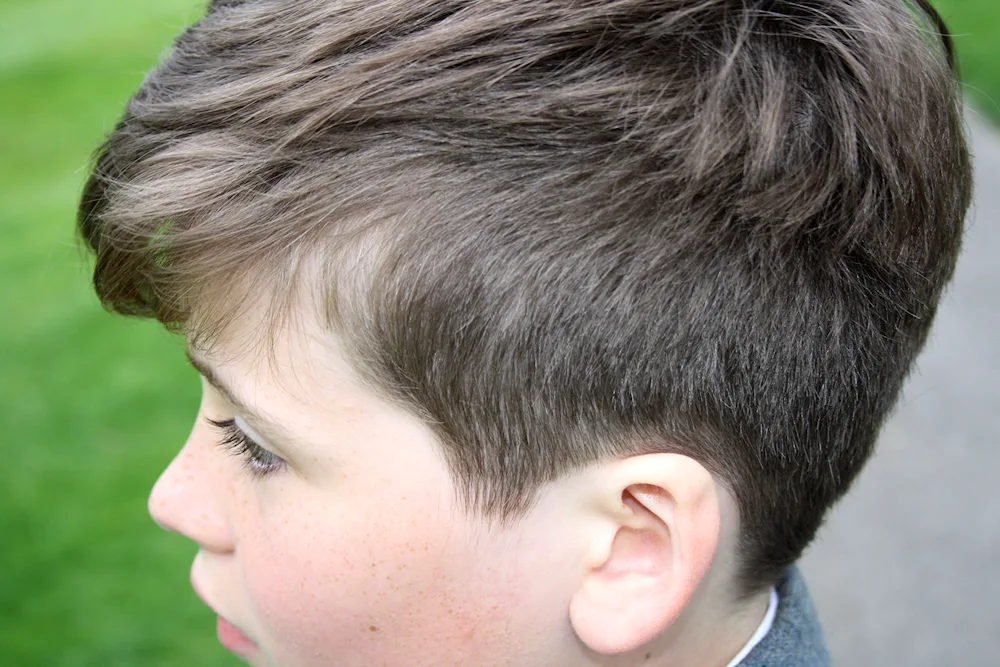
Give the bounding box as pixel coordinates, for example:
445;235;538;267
148;432;235;554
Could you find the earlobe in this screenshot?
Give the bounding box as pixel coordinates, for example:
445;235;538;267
569;454;721;655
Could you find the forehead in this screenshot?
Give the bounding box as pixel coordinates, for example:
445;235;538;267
184;230;385;361
189;291;352;407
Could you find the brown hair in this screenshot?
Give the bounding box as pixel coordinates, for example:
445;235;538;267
79;0;972;594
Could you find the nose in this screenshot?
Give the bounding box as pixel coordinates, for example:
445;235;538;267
148;429;236;554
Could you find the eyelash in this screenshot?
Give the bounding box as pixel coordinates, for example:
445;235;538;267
207;418;286;478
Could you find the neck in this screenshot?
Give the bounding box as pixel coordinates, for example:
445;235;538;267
653;585;773;667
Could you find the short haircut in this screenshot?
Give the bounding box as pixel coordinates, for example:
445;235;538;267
79;0;972;595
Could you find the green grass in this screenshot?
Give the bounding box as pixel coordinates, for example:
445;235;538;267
0;1;997;665
934;0;1000;122
0;1;240;664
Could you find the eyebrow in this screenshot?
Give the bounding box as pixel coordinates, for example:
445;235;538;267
184;349;283;439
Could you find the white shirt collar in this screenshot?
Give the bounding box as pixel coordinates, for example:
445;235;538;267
725;586;779;667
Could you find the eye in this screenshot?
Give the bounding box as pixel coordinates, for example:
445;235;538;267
207;418;286;478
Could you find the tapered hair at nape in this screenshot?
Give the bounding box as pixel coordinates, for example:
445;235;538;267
79;0;971;595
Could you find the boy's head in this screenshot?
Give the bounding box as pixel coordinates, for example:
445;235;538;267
79;0;971;665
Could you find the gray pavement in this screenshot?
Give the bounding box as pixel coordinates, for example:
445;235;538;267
800;112;1000;666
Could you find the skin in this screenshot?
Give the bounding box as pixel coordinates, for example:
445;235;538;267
148;297;769;667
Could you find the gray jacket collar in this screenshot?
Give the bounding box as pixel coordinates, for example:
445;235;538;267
738;567;831;666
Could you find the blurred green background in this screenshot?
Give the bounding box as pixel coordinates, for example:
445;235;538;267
0;1;996;665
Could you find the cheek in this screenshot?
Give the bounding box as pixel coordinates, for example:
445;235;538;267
236;488;522;667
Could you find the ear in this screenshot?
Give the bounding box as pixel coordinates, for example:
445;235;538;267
568;453;720;655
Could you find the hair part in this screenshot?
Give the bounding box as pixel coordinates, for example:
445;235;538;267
80;0;972;595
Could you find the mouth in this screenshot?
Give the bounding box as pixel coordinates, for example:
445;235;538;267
190;567;259;657
216;614;259;656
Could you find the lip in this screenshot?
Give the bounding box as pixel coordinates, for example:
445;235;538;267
190;566;259;657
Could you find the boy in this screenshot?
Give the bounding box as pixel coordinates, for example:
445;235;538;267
77;1;971;665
